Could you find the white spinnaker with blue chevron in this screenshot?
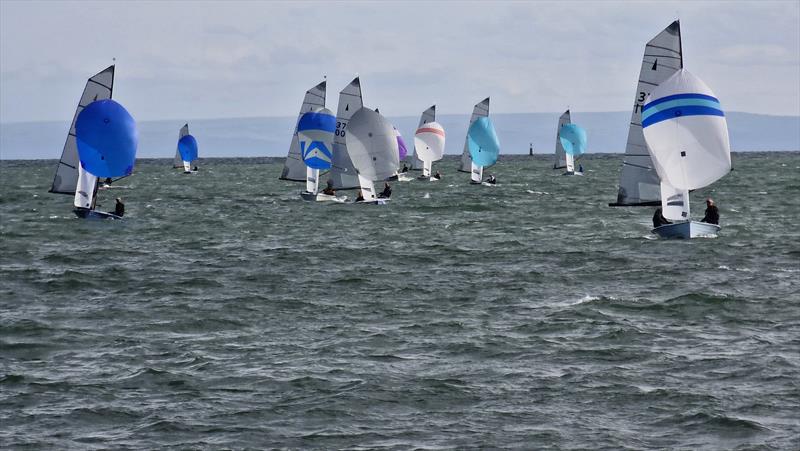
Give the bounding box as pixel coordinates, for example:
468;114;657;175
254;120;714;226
280;81;326;181
612;20;682;206
458;97;490;172
328;77;363;189
410;105;435;170
642;69;731;195
173;124;189;168
298;107;336;194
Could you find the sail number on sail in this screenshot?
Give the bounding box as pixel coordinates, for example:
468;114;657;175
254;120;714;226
335;121;347;137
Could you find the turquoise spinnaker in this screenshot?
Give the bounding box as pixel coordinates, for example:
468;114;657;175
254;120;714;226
559;124;587;156
467;116;500;167
178;134;199;162
75;99;138;178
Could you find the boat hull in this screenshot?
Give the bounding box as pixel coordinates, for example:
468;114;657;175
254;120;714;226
73;208;122;220
300;192;347;203
652;221;720;239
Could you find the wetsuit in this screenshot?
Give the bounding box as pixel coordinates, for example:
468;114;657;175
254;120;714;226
379;186;392;198
652;209;671;228
702;206;720;225
114;202;125;217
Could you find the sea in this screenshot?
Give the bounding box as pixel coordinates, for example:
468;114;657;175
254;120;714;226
1;153;798;449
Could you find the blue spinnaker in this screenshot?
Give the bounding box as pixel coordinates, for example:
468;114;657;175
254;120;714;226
75;99;138;178
298;108;336;170
178;134;199;162
559;123;587;156
467;116;500;167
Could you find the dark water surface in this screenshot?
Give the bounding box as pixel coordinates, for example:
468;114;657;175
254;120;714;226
1;153;799;449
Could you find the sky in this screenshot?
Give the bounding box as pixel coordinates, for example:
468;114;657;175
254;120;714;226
1;0;798;124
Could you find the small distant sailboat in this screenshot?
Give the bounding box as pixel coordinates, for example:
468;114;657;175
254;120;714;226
345;108;399;204
408;105;435;170
413;122;446;181
610;20;683;207
175;125;198;174
467;117;500;185
559;123;587;176
552;110;570;170
280;80;326;181
328;77;363;190
458;97;490;173
298;107;345;202
393;127;414;181
643;69;731;239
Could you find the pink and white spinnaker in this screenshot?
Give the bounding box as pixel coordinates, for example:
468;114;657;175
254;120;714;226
413;122;446;162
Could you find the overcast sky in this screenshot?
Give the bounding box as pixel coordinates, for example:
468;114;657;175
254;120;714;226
1;0;798;124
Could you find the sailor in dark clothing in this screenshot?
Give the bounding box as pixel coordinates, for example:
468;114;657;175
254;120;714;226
378;182;392;198
322;179;336;196
701;198;720;225
355;190;365;202
652;207;671;228
104;177;113;185
433;171;442;180
578;164;584;173
401;164;409;173
485;174;497;185
112;198;125;217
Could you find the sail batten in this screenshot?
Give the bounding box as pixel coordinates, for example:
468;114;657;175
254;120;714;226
280;80;327;181
610;21;682;206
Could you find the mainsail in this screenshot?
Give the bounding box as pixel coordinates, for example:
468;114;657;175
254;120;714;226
458;97;490;172
328;77;363;190
610;20;682;206
173;124;189;168
50;65;114;194
280;80;326;181
553;110;571;169
410;105;436;170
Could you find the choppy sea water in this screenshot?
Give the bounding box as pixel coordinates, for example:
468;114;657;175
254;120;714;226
1;153;799;449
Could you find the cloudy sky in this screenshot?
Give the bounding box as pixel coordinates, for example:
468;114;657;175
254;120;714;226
1;0;798;124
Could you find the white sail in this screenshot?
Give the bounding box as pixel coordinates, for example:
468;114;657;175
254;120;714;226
422;160;432;177
642;69;731;191
306;167;319;194
280;80;326;181
414;121;446;178
458;97;490;172
357;174;377;202
73;165;98;209
345;107;399;182
410;105;435;170
50;65;114;194
173;123;189;168
328;77;363;189
565;153;575;173
611;20;682;206
470;162;483;183
660;181;690;221
553;109;570;169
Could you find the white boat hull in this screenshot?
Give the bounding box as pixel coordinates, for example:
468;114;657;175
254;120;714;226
74;208;122;220
300;192;347;203
652;221;720;239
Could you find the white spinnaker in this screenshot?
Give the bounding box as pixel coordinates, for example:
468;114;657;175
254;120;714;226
73;165;98;209
174;123;189;168
612;20;682;206
328;77;363;189
422;160;432;177
413;121;446;176
51;65;114;194
642;70;731;191
458;97;490;172
280;80;326;181
660;182;690;221
306;167;319;194
357;174;377;201
553;110;570;169
410;105;435;169
345;108;399;182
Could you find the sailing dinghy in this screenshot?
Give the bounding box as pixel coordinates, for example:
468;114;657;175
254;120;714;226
559;123;587;176
643;69;731;239
552;110;570;170
345;107;399;204
280;80;326;181
298;107;346;202
610;21;683;207
458;97;490;173
467;117;500;185
408;105;435;170
413;122;446;181
328;77;363;190
173;124;197;171
393;128;414;181
176;125;198;174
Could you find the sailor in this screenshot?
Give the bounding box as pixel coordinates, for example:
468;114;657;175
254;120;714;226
433;171;442;180
113;198;125;217
578;164;584;173
193;166;199;171
485;174;497;185
378;182;392;198
355;190;365;202
701;198;720;225
103;177;113;186
322;179;336;196
652;208;671;228
401;164;409;173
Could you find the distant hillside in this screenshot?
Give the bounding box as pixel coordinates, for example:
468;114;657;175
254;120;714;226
1;111;797;160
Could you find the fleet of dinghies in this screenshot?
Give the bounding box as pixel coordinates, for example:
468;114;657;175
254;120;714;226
50;21;732;239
